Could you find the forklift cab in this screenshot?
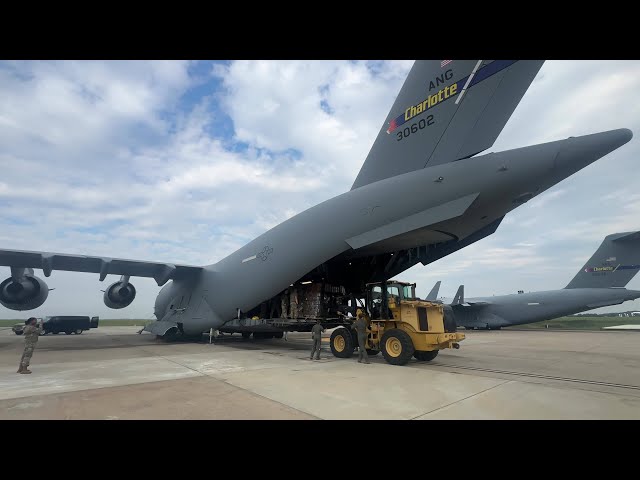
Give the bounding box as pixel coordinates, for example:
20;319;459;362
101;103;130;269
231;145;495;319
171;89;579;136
366;280;417;319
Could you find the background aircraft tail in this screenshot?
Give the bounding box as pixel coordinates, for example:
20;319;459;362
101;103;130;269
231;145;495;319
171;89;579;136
452;285;464;305
565;231;640;289
351;60;545;190
426;281;441;301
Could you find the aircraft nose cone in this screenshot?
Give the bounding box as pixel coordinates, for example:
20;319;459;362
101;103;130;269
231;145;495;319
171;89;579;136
554;128;633;173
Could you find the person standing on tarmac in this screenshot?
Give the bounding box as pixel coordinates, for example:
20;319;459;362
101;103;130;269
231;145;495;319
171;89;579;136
310;320;325;360
352;310;370;364
18;317;43;374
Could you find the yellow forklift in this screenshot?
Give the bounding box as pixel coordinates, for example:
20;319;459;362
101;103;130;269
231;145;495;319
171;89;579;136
329;280;465;366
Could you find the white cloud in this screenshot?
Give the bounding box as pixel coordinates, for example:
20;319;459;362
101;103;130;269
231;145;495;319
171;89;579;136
215;60;412;186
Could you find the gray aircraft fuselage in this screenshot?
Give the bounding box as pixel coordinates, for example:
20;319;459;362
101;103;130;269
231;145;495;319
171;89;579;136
454;288;640;329
154;129;632;335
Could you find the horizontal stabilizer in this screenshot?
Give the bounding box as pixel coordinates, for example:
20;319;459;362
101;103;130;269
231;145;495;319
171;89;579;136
426;281;441;301
346;193;478;250
613;231;640;243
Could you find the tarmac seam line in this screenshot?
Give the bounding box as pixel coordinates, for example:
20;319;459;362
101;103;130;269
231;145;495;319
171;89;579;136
410;379;512;419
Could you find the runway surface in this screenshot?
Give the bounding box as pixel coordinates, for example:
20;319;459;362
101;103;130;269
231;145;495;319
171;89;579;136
1;326;639;419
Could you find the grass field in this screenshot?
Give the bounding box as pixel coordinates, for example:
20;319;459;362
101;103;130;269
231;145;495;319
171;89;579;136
505;316;640;330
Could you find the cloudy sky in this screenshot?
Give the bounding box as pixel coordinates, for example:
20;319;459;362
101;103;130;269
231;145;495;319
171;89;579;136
1;60;639;319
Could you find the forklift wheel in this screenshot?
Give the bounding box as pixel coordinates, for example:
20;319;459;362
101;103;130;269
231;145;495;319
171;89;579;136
330;328;355;358
414;350;439;361
381;329;415;366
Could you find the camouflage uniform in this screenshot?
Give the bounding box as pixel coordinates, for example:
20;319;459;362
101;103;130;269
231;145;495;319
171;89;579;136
352;316;370;364
310;323;325;360
18;323;42;373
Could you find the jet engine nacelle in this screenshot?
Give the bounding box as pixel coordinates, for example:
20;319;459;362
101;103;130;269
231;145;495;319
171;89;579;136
104;278;136;309
0;274;49;311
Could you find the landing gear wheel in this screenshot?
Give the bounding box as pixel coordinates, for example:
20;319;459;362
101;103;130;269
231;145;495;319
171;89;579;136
366;349;380;356
381;329;415;366
414;350;439;361
330;328;355;358
241;332;251;339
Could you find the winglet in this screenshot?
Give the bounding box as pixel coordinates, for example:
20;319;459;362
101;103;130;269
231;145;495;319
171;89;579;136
452;285;464;305
426;281;441;301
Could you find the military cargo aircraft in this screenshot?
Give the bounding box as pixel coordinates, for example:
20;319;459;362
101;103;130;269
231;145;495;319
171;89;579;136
0;60;633;338
433;231;640;329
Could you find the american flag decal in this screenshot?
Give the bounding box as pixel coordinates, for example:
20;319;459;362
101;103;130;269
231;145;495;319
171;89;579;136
441;60;452;68
386;118;398;134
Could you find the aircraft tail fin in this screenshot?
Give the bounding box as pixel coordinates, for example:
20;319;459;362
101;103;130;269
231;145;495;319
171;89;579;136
452;285;464;305
565;231;640;289
351;60;545;190
426;281;441;301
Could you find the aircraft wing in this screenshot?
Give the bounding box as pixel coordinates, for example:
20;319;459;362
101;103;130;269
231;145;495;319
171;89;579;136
0;249;202;286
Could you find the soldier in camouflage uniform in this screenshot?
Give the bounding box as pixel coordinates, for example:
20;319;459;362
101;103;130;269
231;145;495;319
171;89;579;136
352;311;370;364
310;320;325;360
18;317;43;374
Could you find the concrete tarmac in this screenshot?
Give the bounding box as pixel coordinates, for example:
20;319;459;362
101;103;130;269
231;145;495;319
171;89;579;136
1;327;639;419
